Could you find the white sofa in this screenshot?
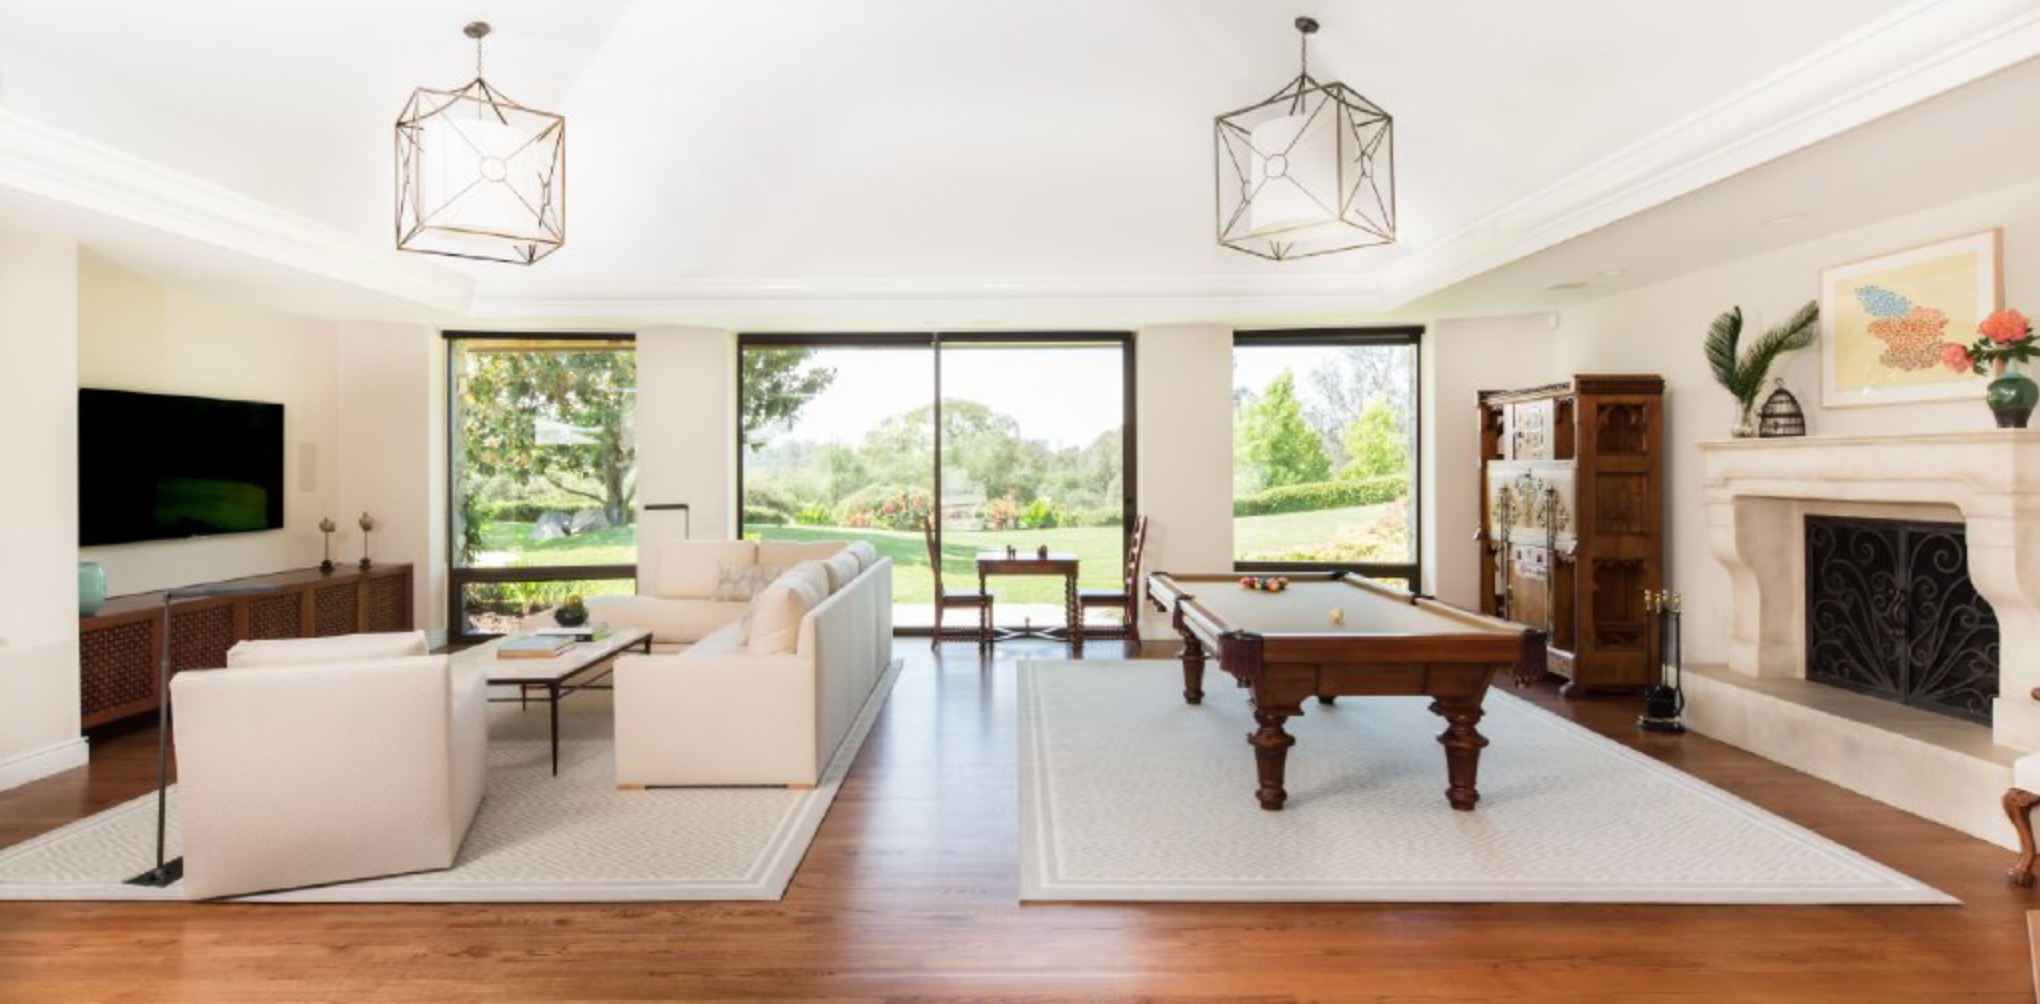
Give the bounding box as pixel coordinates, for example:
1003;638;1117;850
169;631;487;900
611;539;894;788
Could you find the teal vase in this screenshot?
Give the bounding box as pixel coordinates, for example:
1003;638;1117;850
78;561;106;617
1988;360;2038;429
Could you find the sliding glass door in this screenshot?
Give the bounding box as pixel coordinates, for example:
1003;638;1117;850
937;336;1132;630
738;333;1134;628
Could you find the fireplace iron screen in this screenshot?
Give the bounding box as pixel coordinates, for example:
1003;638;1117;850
1804;516;1999;725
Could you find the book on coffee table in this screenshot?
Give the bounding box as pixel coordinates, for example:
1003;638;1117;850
533;623;612;643
497;635;576;659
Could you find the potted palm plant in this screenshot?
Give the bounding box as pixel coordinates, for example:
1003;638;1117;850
1704;301;1819;437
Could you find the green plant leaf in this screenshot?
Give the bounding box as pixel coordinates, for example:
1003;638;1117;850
1704;307;1743;397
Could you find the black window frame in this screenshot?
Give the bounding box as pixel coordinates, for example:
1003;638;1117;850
443;330;640;644
736;331;1138;632
1230;325;1424;589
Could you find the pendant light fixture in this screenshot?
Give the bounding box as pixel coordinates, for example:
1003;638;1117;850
395;21;566;264
1216;17;1395;260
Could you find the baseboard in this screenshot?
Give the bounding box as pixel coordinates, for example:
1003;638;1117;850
0;737;88;793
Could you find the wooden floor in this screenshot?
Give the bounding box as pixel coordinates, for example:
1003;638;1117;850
2;639;2034;1002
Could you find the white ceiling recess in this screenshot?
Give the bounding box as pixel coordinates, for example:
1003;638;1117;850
0;0;2034;328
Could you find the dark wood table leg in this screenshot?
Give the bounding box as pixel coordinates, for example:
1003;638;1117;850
549;682;562;776
1248;702;1300;811
1176;627;1205;704
1065;572;1082;654
1430;696;1489;810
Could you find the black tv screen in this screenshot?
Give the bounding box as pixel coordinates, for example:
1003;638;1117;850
79;389;286;546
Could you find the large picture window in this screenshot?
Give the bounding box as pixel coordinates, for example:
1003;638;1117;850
739;333;1134;629
447;333;638;641
1232;328;1421;588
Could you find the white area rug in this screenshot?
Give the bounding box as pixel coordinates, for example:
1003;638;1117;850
1019;660;1953;905
0;659;903;903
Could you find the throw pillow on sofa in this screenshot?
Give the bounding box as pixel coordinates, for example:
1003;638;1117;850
822;550;862;592
844;540;879;573
745;565;829;655
709;562;784;602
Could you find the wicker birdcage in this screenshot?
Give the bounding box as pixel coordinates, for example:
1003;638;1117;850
1757;379;1806;438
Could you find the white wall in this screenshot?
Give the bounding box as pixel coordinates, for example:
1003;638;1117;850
1422;312;1559;606
0;224;86;787
1133;325;1235;637
1550;178;2040;666
336;324;444;638
635;327;737;590
75;252;340;596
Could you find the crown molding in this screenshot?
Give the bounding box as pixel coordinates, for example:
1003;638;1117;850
1;0;2033;326
1375;0;2040;305
0;108;471;314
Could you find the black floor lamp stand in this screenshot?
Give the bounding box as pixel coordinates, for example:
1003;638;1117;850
126;581;281;888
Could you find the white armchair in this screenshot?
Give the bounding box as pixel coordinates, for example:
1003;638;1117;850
168;632;486;900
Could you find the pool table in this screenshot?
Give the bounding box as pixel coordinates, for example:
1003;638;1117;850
1146;571;1545;812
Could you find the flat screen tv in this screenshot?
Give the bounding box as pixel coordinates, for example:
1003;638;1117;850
79;389;286;546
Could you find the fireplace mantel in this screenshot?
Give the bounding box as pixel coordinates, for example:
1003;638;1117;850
1703;431;2040;750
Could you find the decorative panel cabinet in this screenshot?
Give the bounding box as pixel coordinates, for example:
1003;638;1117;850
78;564;414;728
1477;377;1663;693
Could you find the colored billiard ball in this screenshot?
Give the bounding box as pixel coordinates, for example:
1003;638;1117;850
1329;607;1345;625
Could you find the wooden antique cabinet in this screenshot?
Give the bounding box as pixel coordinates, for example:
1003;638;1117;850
1476;376;1663;693
78;564;414;728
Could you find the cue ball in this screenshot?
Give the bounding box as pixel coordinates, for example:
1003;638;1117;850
1330;607;1344;625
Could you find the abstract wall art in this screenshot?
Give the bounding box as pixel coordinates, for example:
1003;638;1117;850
1820;229;2002;407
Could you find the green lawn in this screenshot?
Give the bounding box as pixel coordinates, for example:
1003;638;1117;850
472;505;1406;608
748;524;1126;605
1234;503;1408;564
478;521;638;566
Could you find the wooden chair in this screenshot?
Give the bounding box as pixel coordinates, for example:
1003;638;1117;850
1077;514;1149;642
924;516;993;650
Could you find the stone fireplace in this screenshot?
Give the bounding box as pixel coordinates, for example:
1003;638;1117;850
1696;432;2040;848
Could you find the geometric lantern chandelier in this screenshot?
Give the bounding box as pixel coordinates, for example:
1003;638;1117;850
1216;17;1395;260
395;21;566;265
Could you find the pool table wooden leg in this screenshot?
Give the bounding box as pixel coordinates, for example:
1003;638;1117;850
1249;703;1300;811
1431;697;1490;811
1176;627;1205;705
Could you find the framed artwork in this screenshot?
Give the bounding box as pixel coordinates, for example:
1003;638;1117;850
1820;229;2002;408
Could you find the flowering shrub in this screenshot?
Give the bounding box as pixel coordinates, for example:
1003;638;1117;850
834;485;933;532
979;494;1021;531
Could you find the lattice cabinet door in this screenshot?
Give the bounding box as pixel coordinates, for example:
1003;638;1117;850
79;613;160;728
311;581;360;637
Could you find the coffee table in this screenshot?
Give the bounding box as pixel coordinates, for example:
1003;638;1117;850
463;627;653;776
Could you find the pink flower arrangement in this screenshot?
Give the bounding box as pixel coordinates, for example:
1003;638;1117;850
1981;308;2032;344
1943;307;2036;376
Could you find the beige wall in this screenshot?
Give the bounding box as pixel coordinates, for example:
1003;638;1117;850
76;252;341;596
336;324;444;638
1550;178;2040;665
1133;325;1235;636
1421;312;1559;607
634;327;737;592
0;224;87;787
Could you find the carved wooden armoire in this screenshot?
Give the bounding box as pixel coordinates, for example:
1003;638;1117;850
1476;375;1664;693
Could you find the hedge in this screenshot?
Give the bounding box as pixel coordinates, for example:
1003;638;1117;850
1232;477;1407;518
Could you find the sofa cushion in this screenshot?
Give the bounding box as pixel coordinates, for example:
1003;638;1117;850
708;562;785;602
584;594;747;646
653;540;757;599
822;550;862;593
226;631;429;669
844;540;879;573
757;540;846;567
746;563;831;655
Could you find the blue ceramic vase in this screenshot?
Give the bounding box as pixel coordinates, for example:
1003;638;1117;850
78;561;106;617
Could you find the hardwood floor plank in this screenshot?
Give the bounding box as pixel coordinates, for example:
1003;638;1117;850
0;641;2031;1001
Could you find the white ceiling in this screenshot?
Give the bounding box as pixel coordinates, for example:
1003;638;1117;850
0;0;2035;326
